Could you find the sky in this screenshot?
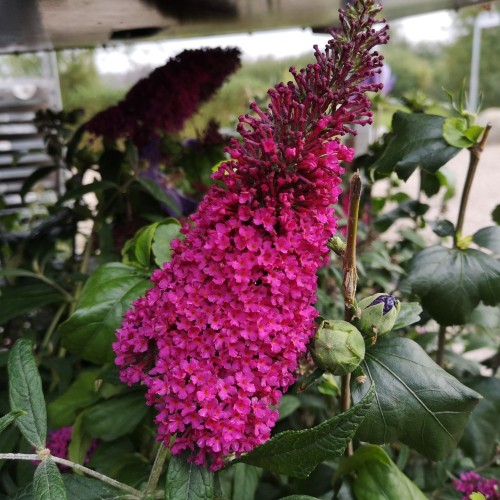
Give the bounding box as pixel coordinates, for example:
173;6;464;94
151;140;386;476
95;10;456;74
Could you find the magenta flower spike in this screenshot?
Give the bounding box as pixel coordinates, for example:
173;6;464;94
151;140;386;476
113;0;388;470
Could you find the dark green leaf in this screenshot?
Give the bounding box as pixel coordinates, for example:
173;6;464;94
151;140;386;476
20;166;57;201
460;377;500;465
33;458;67;500
8;340;47;449
62;475;121;500
0;284;66;324
279;497;321;500
492;205;500;225
6;482;34;499
335;445;426;500
135;177;181;216
402;245;500;325
473;226;500;254
351;337;481;461
428;219;455;238
231;463;262;500
152;219;182;267
372;112;460;181
65;123;87;166
82;392;148;441
374;200;429;233
47;370;101;428
239;384;375;478
56;181;119;206
68;414;93;465
393;302;422;330
165;454;214;500
420;171;441;198
59;263;151;364
0;410;26;434
277;395;301;421
442;117;474;148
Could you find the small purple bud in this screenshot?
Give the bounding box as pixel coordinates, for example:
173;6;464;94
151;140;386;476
355;293;401;337
369;294;398;315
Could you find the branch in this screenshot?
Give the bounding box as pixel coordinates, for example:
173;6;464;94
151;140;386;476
0;453;143;498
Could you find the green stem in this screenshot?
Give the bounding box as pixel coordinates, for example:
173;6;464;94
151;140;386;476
144;444;170;498
0;453;143;498
340;172;362;457
454;123;492;246
41;303;67;349
31;271;74;303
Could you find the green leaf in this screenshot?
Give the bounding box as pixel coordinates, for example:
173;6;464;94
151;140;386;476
165;454;214;500
277;395;301;421
122;223;158;268
492;204;500;225
351;337;482;461
463;125;484;143
393;302;422;330
82;392;148;441
443;117;474;148
47;370;101;428
152;219;182;267
335;445;426;500
460;376;500;465
231;463;262;500
20;166;58;201
428;219;455;238
372;112;460;181
238;383;375;478
122;218;181;269
6;482;34;499
135;177;181;216
59;263;151;364
56;181;119;206
436;168;456;202
374;200;429;233
420;170;441;197
402;245;500;325
33;458;67;500
279;497;321;500
473;226;500;254
62;475;121;500
0;410;26;435
0;284;66;325
8;340;47;449
68;414;93;465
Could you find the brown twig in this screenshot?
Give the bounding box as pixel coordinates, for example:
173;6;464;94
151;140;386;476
340;172;362;456
436;124;492;367
454;123;492;246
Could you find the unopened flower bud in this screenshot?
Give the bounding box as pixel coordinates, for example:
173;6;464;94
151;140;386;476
355;293;400;337
310;320;365;375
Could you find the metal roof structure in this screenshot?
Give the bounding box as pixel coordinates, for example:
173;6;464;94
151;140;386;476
0;0;495;55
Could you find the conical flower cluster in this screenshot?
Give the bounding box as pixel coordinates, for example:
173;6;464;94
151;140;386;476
114;0;388;470
86;47;241;145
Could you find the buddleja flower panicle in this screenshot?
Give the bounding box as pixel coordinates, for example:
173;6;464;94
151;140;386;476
114;0;387;471
86;47;241;146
